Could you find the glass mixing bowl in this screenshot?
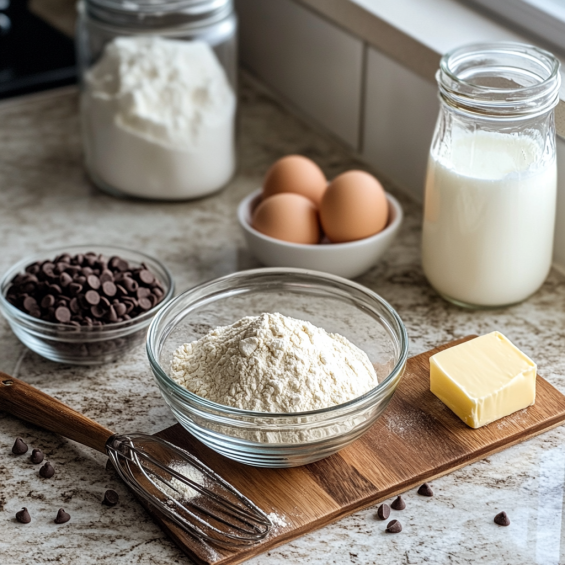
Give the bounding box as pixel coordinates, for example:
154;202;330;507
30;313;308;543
147;268;408;468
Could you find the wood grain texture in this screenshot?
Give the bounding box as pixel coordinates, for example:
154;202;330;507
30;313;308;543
0;373;114;453
139;337;565;565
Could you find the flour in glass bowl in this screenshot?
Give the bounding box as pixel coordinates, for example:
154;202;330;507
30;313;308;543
170;312;378;412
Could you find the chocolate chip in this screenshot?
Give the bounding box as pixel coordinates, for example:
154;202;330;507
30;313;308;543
138;269;154;285
122;277;138;293
91;304;105;318
23;296;38;312
54;306;71;323
102;281;117;297
85;290;100;306
86;275;101;290
391;496;405;510
100;269;114;283
12;437;28;455
70;297;80;314
114;303;127;317
417;483;433;497
386;519;402;533
102;489;119;506
41;294;55;308
48;284;62;295
138;297;152;311
30;448;44;464
54;508;70;524
105;305;118;323
16;507;31;524
136;286;151;299
41;262;55;275
116;284;128;297
39;462;55;478
69;282;83;296
115;259;129;272
59;272;73;287
376;503;390;520
494;511;510;526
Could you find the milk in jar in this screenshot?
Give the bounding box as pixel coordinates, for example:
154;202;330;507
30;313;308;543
422;42;561;308
422;131;557;307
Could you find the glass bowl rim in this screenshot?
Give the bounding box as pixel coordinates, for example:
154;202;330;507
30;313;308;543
0;244;175;334
147;267;409;418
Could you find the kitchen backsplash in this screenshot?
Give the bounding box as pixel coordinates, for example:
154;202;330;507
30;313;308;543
235;0;565;272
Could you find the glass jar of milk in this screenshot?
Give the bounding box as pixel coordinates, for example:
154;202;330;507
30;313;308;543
76;0;237;200
422;42;561;308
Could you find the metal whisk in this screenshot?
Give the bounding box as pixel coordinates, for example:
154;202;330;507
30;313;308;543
108;433;271;548
0;374;271;549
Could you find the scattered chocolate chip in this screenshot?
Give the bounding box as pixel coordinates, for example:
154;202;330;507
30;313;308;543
12;437;28;455
494;511;510;526
39;462;55;478
16;507;31;524
391;496;406;510
418;483;433;497
54;508;70;524
30;448;44;464
376;503;390;520
386;519;402;533
102;489;119;506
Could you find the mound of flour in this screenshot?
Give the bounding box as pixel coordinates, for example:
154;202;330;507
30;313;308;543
170;312;378;412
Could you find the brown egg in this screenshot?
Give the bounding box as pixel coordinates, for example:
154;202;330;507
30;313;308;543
252;193;321;244
263;155;327;207
320;170;388;243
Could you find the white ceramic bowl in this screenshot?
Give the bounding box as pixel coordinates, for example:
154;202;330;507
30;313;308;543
238;188;403;279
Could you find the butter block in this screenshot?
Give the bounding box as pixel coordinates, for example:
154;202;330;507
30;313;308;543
430;332;536;428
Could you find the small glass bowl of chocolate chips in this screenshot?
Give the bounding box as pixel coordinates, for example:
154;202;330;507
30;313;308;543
0;246;174;365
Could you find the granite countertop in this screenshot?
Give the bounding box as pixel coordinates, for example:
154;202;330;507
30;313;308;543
1;76;565;565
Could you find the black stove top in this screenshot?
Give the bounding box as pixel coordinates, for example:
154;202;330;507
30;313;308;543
0;1;76;99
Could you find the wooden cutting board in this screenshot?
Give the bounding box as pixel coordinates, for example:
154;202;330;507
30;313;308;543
140;336;565;565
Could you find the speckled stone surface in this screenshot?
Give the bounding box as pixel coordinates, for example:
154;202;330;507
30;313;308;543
1;76;565;565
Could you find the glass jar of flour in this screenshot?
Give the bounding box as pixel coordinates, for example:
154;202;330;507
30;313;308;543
76;0;237;200
422;42;560;308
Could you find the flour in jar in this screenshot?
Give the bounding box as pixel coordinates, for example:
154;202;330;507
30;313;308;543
170;313;378;412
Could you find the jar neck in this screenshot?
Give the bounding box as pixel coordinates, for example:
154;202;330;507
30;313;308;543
82;0;233;30
437;42;561;121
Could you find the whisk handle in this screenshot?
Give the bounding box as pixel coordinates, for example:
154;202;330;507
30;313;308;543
0;372;114;454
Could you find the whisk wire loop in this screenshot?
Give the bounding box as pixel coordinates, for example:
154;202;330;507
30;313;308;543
106;434;272;549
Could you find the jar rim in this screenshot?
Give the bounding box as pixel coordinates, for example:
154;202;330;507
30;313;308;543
82;0;232;29
437;42;561;119
86;0;229;14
